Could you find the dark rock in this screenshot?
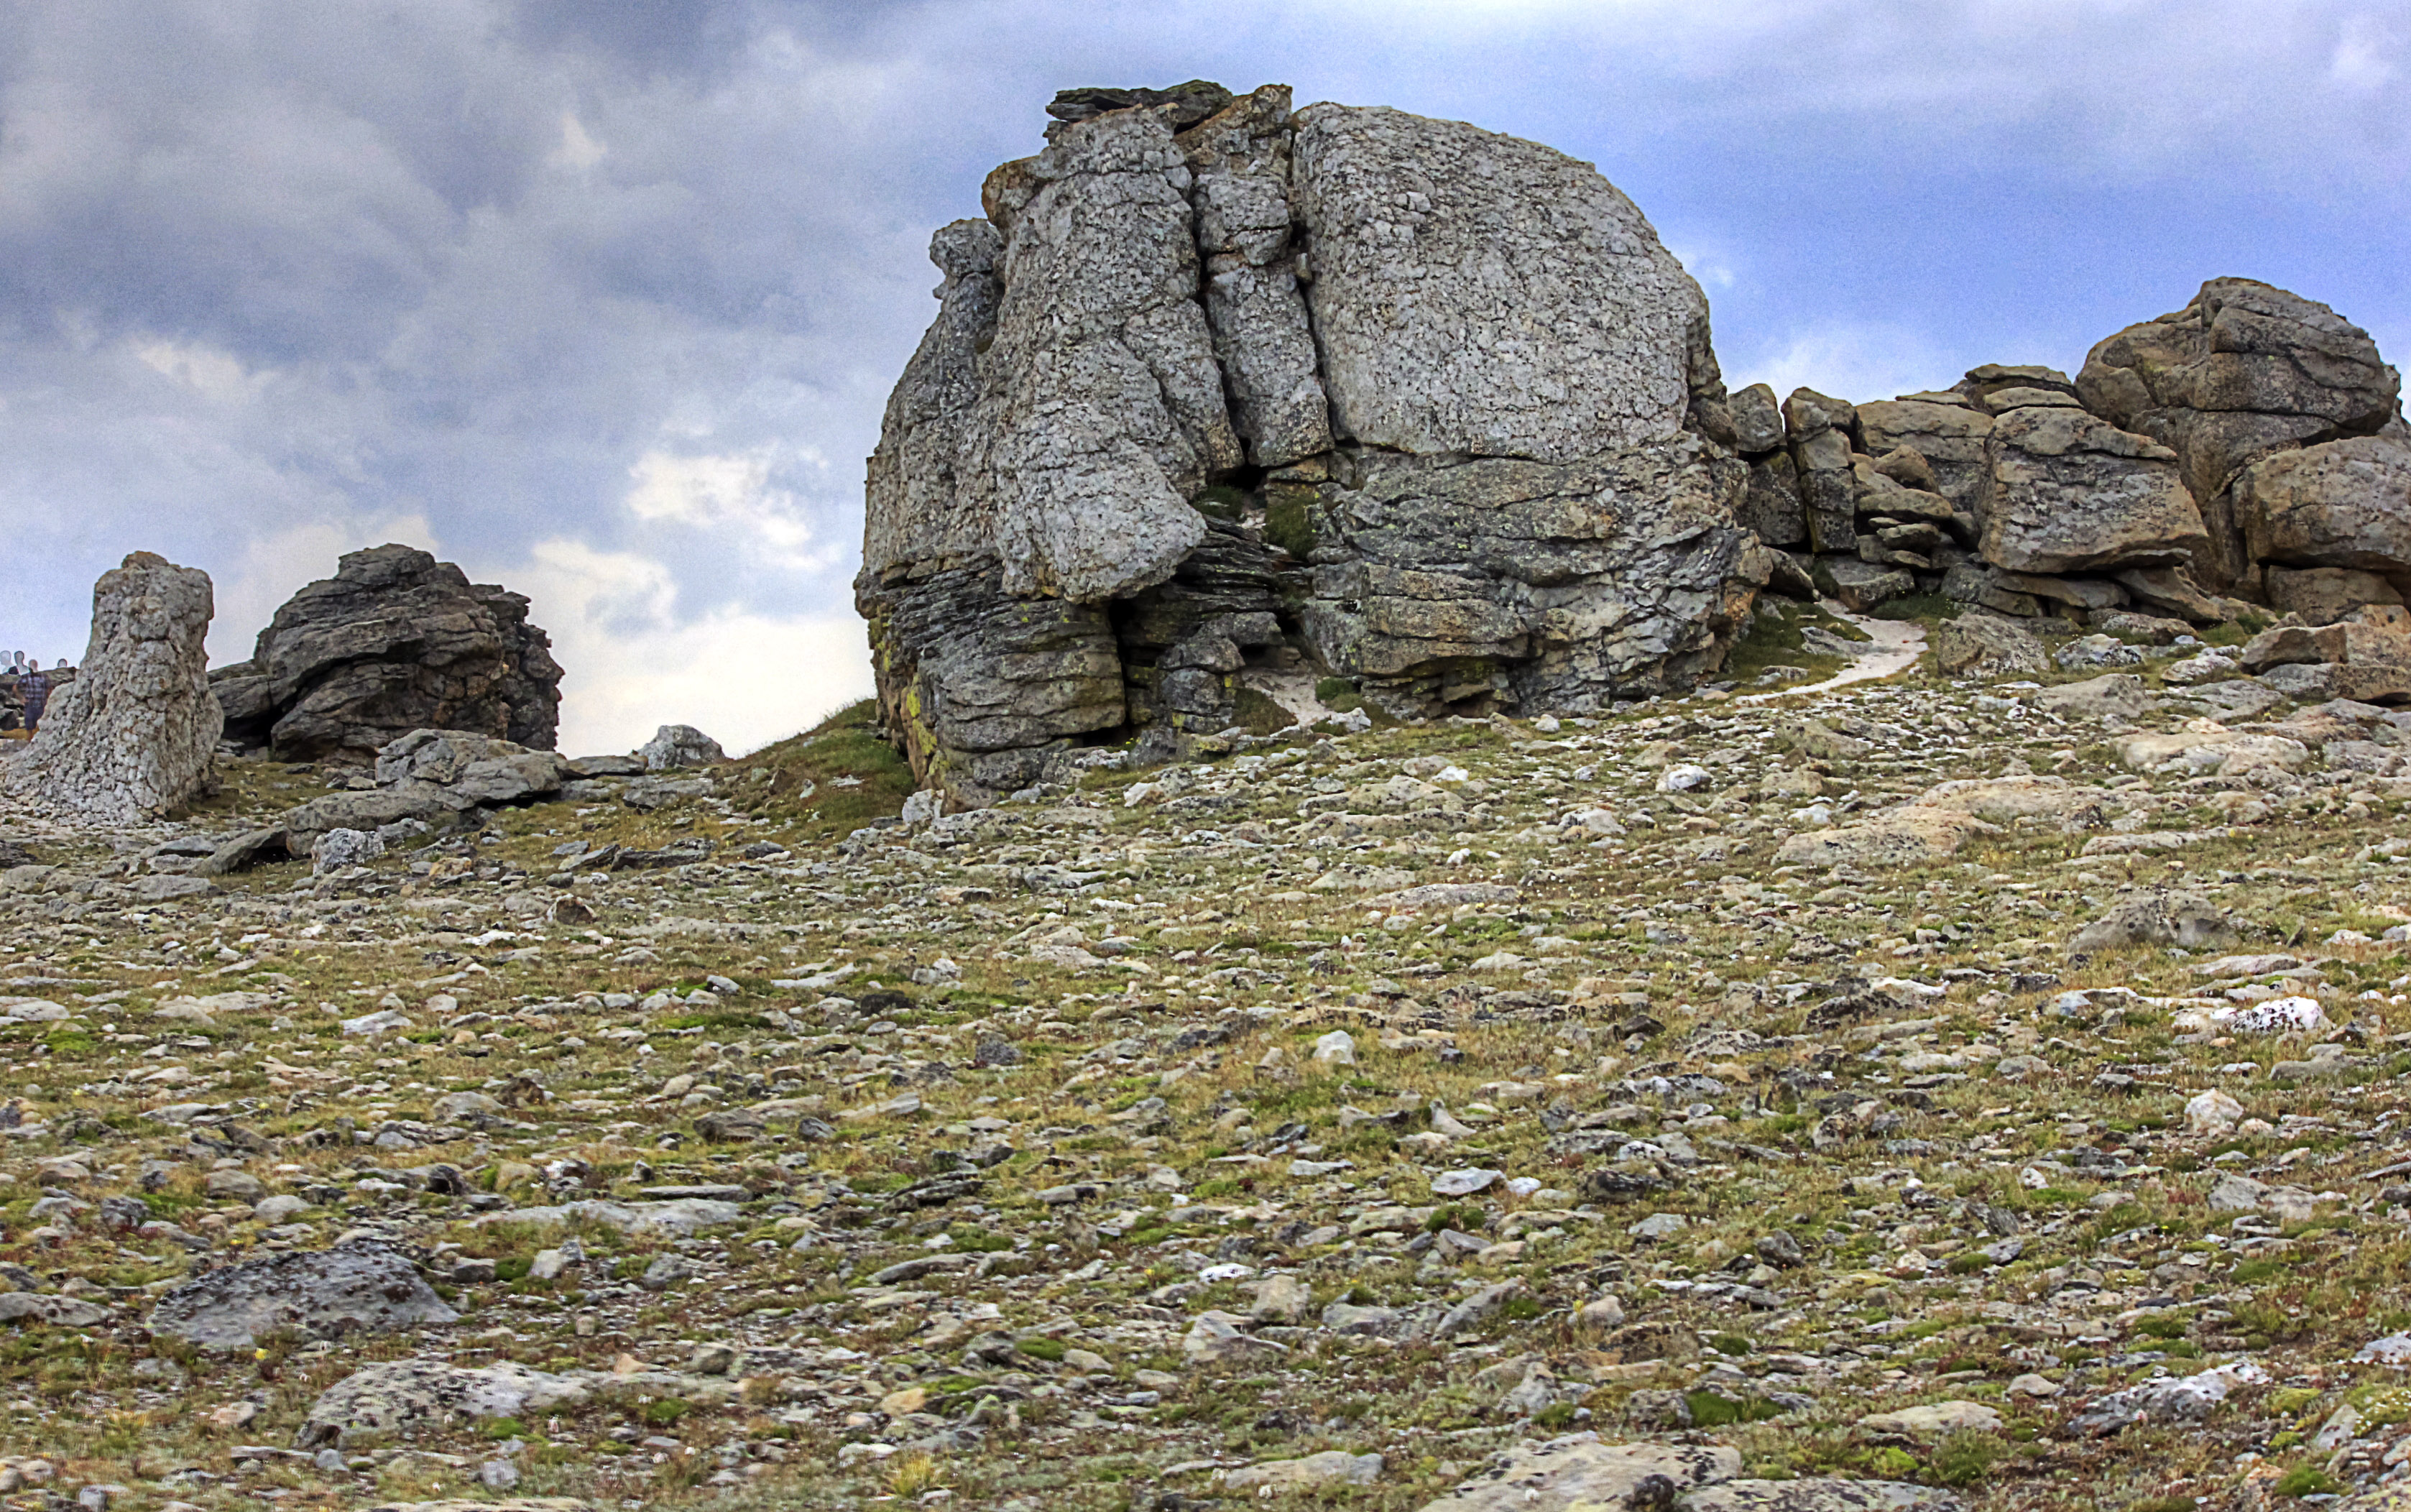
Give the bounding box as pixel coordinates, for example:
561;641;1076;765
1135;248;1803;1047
212;544;561;762
1046;80;1235;130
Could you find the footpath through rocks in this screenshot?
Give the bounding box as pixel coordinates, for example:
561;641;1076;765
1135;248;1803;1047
5;609;2411;1512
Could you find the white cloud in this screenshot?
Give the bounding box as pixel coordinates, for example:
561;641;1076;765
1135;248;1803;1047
504;537;872;757
133;338;269;402
623;446;839;572
1665;237;1739;292
550;111;607;171
2332;14;2400;91
1726;321;1964;407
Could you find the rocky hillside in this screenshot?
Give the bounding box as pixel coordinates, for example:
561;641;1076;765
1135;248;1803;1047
5;606;2411;1509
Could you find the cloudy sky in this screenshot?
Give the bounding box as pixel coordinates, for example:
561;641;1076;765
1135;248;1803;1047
5;1;2405;754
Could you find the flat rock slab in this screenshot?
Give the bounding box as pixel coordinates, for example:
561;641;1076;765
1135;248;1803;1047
475;1198;743;1236
1225;1451;1384;1492
1774;806;1999;870
1856;1401;2003;1434
299;1359;588;1448
147;1242;459;1350
0;1293;109;1327
1419;1434;1740;1512
1684;1482;1962;1511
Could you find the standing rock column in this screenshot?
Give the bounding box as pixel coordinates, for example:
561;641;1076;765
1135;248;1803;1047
1783;389;1860;556
2;552;221;822
1186;86;1332;469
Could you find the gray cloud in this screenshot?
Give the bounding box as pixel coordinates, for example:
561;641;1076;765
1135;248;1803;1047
3;0;2404;750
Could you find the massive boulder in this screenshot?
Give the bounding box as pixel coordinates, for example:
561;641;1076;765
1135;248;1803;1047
1975;397;2208;574
0;552;221;822
2233;431;2411;576
212;545;561;763
2077;277;2405;590
859;83;1764;803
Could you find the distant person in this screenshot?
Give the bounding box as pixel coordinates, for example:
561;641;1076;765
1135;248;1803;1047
21;665;49;734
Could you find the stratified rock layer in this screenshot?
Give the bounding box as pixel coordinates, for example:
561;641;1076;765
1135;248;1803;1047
860;83;1758;803
213;545;562;762
1;551;220;821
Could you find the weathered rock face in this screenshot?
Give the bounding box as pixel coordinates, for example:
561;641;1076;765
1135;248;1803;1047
213;545;562;762
1298;443;1766;713
1289;104;1709;462
1976;400;2208;574
2077;277;2405;589
2233;431;2411;575
861;83;1760;803
1;552;221;822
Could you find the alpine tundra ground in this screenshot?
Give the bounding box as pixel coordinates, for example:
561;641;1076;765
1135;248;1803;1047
4;600;2410;1512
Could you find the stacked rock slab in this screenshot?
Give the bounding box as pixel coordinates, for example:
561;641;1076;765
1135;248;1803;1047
0;552;221;822
1792;289;2408;627
859;83;1765;804
212;545;563;763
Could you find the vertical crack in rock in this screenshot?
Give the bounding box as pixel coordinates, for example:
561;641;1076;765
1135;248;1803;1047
1184;85;1332;470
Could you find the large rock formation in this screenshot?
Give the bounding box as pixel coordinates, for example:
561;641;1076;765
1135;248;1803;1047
212;545;562;762
0;552;221;821
861;90;2411;806
2077;277;2405;592
860;83;1764;803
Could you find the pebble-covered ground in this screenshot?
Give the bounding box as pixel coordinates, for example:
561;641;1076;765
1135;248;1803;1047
4;601;2411;1512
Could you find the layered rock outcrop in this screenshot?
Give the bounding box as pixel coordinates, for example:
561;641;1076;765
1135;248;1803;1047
860;83;1764;803
212;545;562;763
1762;284;2403;630
0;552;221;821
862;88;2411;803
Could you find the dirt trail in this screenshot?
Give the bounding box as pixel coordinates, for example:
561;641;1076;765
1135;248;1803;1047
1739;599;1928;704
